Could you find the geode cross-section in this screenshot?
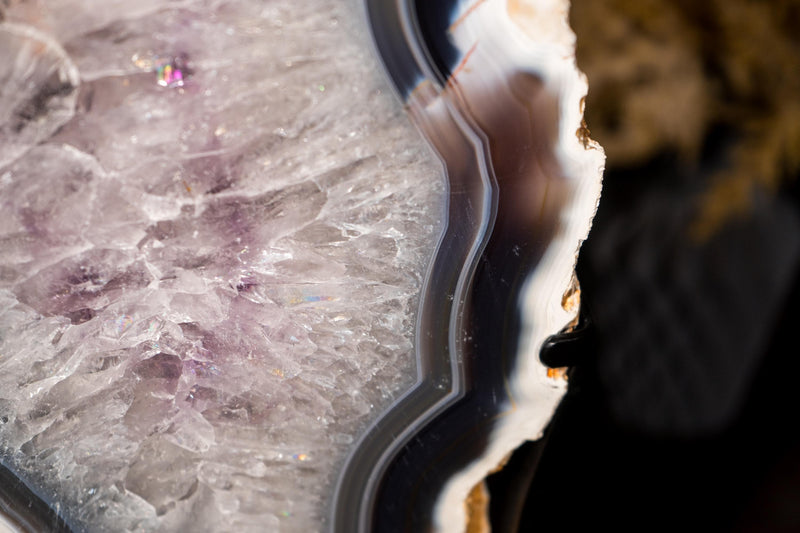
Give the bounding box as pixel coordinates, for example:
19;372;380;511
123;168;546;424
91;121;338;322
0;0;603;531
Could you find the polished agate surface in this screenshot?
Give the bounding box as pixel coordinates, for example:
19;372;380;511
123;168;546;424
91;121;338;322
333;2;603;531
0;0;444;530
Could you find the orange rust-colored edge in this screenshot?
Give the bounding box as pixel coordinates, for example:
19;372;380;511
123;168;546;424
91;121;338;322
464;481;491;533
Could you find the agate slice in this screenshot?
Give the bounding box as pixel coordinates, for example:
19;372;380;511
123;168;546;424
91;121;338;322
0;0;602;531
334;1;604;531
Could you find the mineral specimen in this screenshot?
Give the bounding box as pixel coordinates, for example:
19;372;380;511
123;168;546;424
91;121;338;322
0;0;604;531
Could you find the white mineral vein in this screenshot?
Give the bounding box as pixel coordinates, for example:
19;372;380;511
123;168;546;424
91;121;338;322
432;1;604;531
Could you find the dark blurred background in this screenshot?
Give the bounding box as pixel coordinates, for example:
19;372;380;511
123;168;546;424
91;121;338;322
489;1;800;530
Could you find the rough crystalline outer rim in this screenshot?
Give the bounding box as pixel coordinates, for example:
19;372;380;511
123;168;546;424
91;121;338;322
333;0;604;530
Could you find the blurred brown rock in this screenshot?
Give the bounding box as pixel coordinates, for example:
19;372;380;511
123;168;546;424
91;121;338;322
571;0;800;238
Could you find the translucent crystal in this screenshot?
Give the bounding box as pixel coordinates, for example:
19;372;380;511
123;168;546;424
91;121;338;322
0;0;444;530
